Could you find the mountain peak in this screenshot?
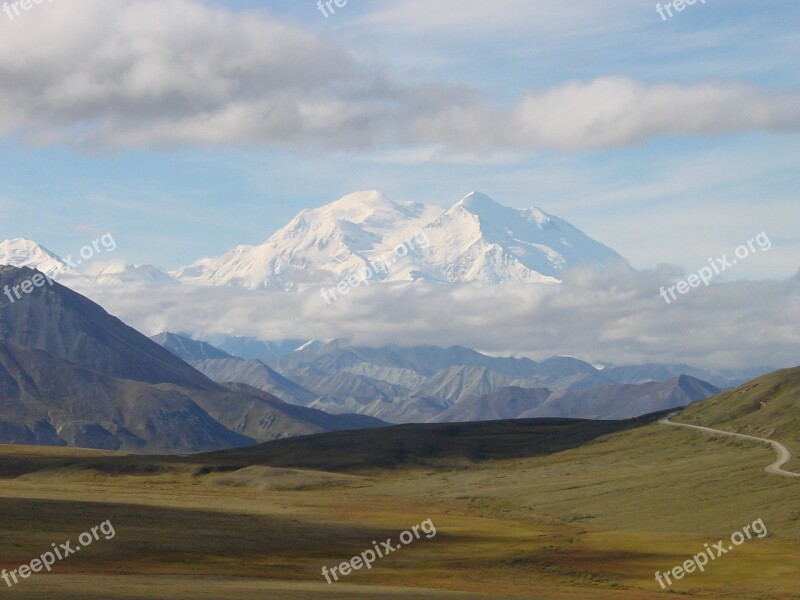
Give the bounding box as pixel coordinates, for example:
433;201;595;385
285;191;432;236
333;189;386;204
151;332;237;361
456;192;550;225
1;237;48;249
0;238;68;277
325;190;395;214
174;191;628;290
457;191;502;212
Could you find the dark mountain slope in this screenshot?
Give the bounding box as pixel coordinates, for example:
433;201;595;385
196;413;667;472
0;341;251;452
0;266;216;390
0;266;387;452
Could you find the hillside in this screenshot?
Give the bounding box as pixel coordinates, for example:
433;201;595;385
0;341;251;452
191;358;319;406
195;414;664;472
179;336;726;423
0;265;217;390
0;390;797;599
0;266;385;452
0;339;385;452
678;365;800;450
431;387;552;422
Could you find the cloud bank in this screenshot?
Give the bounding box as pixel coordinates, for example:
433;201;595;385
71;267;800;370
0;0;798;153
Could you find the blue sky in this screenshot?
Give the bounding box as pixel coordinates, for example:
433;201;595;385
0;0;798;277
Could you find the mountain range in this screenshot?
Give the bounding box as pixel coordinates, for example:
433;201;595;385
150;333;764;425
0;262;779;452
0;190;781;449
432;376;720;422
0;191;628;291
0;266;384;453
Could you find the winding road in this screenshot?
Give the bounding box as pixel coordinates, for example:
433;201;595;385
660;415;800;479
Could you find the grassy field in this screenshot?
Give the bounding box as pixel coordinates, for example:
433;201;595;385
679;366;800;471
0;415;798;599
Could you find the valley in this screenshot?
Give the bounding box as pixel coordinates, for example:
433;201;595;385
0;260;795;599
1;3;796;598
0;408;798;599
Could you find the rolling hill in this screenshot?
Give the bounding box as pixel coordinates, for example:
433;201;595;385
0;367;797;599
678;365;800;450
194;413;666;472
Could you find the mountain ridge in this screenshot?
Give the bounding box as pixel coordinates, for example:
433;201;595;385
167;335;735;424
172;191;629;290
0;267;386;452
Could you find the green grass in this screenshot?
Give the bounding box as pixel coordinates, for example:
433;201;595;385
679;366;800;456
0;413;798;599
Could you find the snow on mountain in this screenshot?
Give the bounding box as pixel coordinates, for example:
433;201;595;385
294;339;325;353
87;262;176;284
0;238;71;278
204;335;314;360
171;190;629;291
415;192;626;284
3;192;628;293
173;190;442;290
0;239;174;286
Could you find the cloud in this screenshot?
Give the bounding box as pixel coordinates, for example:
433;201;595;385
408;78;800;152
0;0;798;153
71;267;800;370
0;0;365;147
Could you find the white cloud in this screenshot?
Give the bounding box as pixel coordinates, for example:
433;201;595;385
72;268;800;371
408;78;800;152
0;0;798;153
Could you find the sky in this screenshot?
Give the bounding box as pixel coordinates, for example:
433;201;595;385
0;0;798;278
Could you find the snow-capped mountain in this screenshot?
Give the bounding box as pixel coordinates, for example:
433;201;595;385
174;191;628;290
0;239;173;285
2;193;627;292
414;192;624;284
174;190;442;290
0;238;71;278
87;262;176;285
